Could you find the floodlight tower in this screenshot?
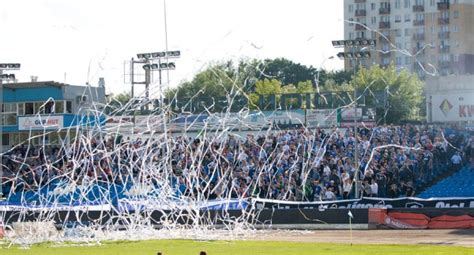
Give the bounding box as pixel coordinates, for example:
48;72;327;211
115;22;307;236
0;63;21;199
136;50;180;110
332;39;375;199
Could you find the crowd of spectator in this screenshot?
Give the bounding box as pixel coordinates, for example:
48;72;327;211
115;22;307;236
1;124;472;202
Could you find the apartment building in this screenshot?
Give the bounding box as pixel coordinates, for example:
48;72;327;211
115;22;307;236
343;0;474;78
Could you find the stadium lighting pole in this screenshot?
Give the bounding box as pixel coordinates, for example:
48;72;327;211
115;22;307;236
331;39;374;199
0;63;21;200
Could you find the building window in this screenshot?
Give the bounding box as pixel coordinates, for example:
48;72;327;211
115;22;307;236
356;3;366;10
35;102;43;114
431;27;435;34
66;101;72;113
430;0;435;6
349;4;353;12
44;101;54;114
395;0;401;8
371;3;376;10
396;57;402;65
405;56;411;64
405;28;410;36
415;13;424;21
17;103;24;116
415;0;424;5
404;0;411;8
349;18;354;26
25;102;34;115
441;11;449;19
404;14;411;22
395;15;401;22
395;29;402;37
2;134;9;146
371;16;377;24
453;25;459;33
54;101;64;113
453;54;459;62
453;11;459;18
349;32;353;39
1;103;17;126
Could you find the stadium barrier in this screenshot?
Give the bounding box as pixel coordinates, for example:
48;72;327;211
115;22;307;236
368;208;474;229
1;197;474;230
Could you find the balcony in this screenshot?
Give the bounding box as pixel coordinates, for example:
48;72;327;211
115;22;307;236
413;19;425;26
379;7;391;15
355;0;366;3
379;21;391;29
414;62;425;70
438;17;450;25
439;45;450;53
437;1;450;10
355;24;367;30
413;33;425;40
438;60;451;68
379;51;391;57
413;47;425;55
355;9;367;16
378;35;391;42
413;5;425;12
438;31;450;39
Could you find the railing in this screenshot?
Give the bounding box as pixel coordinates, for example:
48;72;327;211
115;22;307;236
413;33;425;40
413;19;425;26
437;1;450;10
379;21;391;29
438;17;450;25
438;31;450;39
413;5;425;12
439;45;450;53
379;51;391;57
378;35;391;42
355;24;367;30
355;9;367;16
379;7;391;14
355;0;366;3
438;60;451;68
413;47;425;55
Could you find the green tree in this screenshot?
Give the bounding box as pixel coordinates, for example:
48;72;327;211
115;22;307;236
351;64;424;124
257;58;316;86
106;92;131;114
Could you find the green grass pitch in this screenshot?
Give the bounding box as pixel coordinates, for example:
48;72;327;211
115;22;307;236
1;240;473;255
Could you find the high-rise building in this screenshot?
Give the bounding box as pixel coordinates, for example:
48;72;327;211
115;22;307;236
343;0;474;78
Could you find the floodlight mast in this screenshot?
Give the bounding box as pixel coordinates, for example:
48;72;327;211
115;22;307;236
331;39;374;199
132;51;180;112
0;62;21;200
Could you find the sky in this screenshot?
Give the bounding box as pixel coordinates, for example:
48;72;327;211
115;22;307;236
1;0;344;96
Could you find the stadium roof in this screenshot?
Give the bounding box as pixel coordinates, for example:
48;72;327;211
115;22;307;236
2;81;69;89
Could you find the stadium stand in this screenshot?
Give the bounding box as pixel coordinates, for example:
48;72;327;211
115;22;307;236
0;125;472;204
418;167;474;198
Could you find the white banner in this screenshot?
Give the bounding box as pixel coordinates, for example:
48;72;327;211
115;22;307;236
431;92;474;122
18;116;63;130
306;109;338;128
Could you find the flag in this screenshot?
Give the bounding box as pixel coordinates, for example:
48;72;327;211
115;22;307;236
348;210;354;219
